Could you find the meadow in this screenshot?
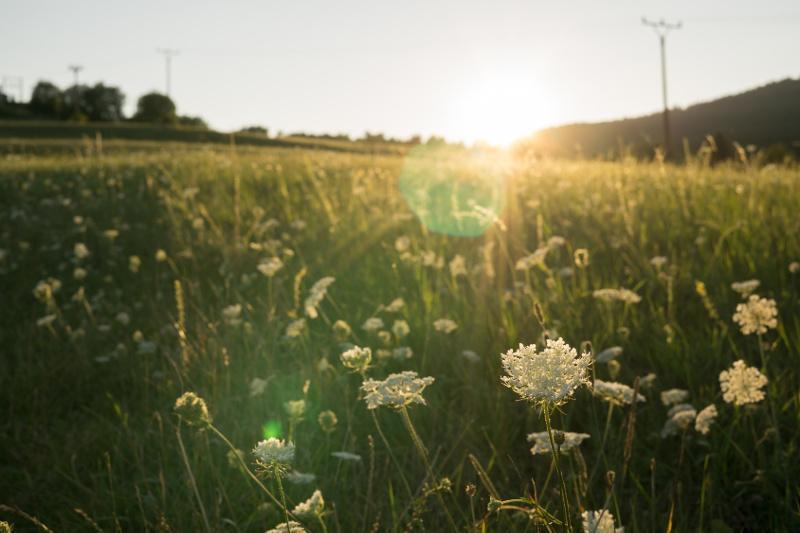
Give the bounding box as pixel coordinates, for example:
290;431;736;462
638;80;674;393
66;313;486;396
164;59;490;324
1;141;799;532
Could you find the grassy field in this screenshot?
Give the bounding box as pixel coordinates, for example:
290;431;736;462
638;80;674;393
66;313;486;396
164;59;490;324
1;141;799;532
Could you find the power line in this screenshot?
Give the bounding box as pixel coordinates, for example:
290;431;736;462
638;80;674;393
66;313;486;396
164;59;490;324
68;64;83;86
642;17;682;158
157;48;179;97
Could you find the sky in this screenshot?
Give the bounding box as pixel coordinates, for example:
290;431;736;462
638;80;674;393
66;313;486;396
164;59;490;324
2;0;799;145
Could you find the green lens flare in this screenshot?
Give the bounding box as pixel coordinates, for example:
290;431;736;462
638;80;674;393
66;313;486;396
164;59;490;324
262;420;282;439
398;143;507;237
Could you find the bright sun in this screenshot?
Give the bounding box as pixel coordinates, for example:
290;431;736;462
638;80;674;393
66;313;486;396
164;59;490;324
448;72;558;147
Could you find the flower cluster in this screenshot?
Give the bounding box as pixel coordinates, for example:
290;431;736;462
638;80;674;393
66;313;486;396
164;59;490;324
582;509;623;533
304;276;335;318
340;345;372;373
253;438;295;476
292;489;325;517
719;360;768;405
592;380;645;406
174;392;212;427
527;431;590;455
593;288;642;304
360;371;435;410
732;295;778;335
500;338;592;406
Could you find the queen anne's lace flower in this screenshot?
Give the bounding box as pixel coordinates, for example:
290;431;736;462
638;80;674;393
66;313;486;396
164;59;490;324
392;320;410;339
449;255;468;277
500;338;592;406
527;431;590;455
695;404;718;435
266;521;306;533
731;279;760;297
362;317;384;332
340;346;372;372
360;371;434;410
593;288;641;304
660;404;697;437
660;388;690;406
732;295;778;335
719;360;768;405
582;509;623;533
253;438;295;466
433;318;458;333
292;489;325;517
593;380;645;406
258;256;284;277
515;247;549;270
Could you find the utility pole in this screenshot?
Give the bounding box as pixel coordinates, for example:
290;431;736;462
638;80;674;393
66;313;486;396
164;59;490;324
157;48;179;97
642;18;681;158
68;64;83;87
68;65;84;116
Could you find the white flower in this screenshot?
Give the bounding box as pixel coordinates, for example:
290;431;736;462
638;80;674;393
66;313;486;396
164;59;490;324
304;276;335;318
593;380;645;406
331;320;352;339
286;318;306;338
596;346;623;363
284;399;307;419
661;404;697;437
500;338;592;406
731;279;760;297
266;521;306;533
433;318;458;333
790;262;800;274
360;371;435;410
292;489;325;517
449;254;468;277
340;346;372;372
650;256;668;269
527;431;590;455
253;438;295;465
331;451;362;461
37;314;57;327
258;256;284;277
719;360;768;406
732;295;778;335
74;242;90;260
73;267;88;281
660;389;690;406
104;229;119;240
638;373;658;389
547;236;566;249
250;377;268;397
395;236;411;253
129;255;141;273
461;350;480;363
287;471;316;485
362;317;384;332
222;304;242;326
593;288;641;304
515;247;549;270
155;249;168;262
695;404;718;435
385;297;405;313
115;312;130;325
392;346;413;360
582;509;623;533
392;319;410;339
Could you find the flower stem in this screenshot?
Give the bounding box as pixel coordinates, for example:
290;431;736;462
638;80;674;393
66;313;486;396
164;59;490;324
175;423;212;533
274;466;291;528
543;403;573;532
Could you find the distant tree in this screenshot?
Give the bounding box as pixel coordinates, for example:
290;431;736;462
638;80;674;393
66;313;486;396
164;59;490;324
240;125;269;136
178;115;208;128
62;84;90;121
132;92;177;124
29;81;64;118
82;83;125;121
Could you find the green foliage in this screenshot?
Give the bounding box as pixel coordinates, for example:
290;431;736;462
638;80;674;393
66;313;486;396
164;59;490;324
132;92;177;124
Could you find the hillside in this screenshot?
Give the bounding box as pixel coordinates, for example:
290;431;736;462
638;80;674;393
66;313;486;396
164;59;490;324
522;77;800;158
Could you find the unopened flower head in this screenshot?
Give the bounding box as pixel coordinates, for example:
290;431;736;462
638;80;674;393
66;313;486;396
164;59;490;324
593;288;641;304
292;489;325;517
732;295;777;335
695;404;718;435
582;509;623;533
174;392;212;427
340;345;372;372
332;319;352;340
660;388;690;406
574;248;590;268
528;431;590;455
360;371;435;410
592;380;645;406
500;338;592;406
719;360;768;405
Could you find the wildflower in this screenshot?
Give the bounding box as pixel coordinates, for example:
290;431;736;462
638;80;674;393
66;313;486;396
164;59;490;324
650;256;668;269
287;471;317;485
318;410;338;433
74;267;87;280
593;288;641;304
222;304;242;326
547;235;566;249
433;318;458;333
661;404;697;437
719;360;768;406
286;318;306;338
392;319;410;339
596;346;623;363
155;249;168;262
449;254;468;277
582;509;623;533
362;317;384;332
515;247;549;270
731;279;760;297
385;297;405;313
285;399;307;420
258;256;284;277
732;295;778;335
660;389;690;406
37;314;57;327
250;377;268;397
361;371;435;410
331;319;352;340
292;489;325;517
695;404;718;435
592;380;645;406
253;438;295;468
331;451;362;461
377;330;392;345
266;521;306;533
790;262;800;274
394;236;411;253
132;330;144;343
574;248;590;268
103;229;119;241
340;346;372;372
116;312;130;325
74;242;90;260
392;346;413;360
461;350;480;363
500;338;592;406
174;392;212;427
638;373;658;389
129;255;141;273
304;276;335;318
528;431;590;455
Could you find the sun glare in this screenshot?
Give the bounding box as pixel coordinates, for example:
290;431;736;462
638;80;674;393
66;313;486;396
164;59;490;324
448;72;558;147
